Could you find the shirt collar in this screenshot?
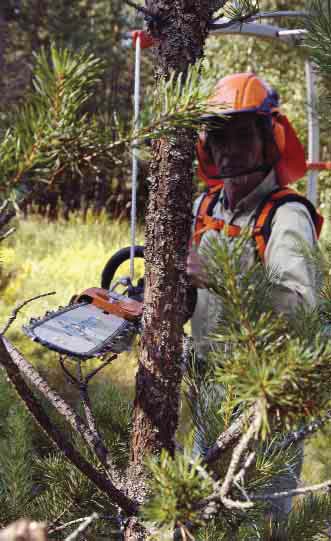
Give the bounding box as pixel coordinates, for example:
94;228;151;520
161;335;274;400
221;170;278;214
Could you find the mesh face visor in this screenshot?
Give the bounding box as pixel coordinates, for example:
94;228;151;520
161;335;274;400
199;114;281;180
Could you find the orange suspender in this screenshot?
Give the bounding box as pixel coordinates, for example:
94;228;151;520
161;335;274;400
253;189;295;261
193;187;323;261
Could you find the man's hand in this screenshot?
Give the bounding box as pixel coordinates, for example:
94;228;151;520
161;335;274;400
187;248;208;289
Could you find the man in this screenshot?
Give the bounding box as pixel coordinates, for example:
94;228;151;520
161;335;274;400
187;73;323;518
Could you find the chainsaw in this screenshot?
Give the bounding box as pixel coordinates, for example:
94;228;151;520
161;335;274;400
23;246;145;360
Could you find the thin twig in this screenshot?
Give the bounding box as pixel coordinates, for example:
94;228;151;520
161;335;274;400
123;0;156;18
204;406;255;465
49;513;118;535
0;291;56;336
77;361;103;449
48;503;75;532
233;451;256;486
233;479;251;503
0;291;56;335
211;11;256;26
252;480;331;501
221;405;262;499
276;411;331;451
0;226;15;242
59;356;79;385
64;513;98;541
85;354;117;383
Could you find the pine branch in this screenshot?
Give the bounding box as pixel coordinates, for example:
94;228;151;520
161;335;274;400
0;337;136;515
276;410;331;452
0;292;56;335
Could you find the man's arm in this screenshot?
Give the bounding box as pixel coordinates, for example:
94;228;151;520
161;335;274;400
264;202;318;317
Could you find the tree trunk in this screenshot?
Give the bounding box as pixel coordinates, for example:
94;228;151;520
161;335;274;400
129;0;220;475
0;11;9;102
125;2;228;538
131;129;195;463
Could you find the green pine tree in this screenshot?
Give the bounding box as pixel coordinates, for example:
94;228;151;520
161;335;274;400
2;2;331;540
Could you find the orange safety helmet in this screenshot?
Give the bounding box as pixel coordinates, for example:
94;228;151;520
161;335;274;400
197;73;307;188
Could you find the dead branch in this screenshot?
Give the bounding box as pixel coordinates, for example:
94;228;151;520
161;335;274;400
0;226;15;242
220;407;261;498
76;361;114;473
218;405;262;510
204;406;255;465
233;450;256;486
0;338;137;514
2;337;113;467
193;407;262;518
0;199;15;229
0;292;56;335
276;411;331;451
49;514;119;536
63;513;98;541
49;514;118;535
252;480;331;501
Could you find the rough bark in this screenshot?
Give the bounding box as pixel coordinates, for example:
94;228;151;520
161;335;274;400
0;11;9;100
130;0;225;469
126;5;228;538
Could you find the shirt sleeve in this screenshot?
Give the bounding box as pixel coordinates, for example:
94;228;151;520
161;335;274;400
264;202;318;316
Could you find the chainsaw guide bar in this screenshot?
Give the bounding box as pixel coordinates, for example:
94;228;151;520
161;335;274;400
23;287;143;360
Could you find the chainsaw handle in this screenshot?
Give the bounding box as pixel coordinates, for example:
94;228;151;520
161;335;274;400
101;246;144;289
101;245;197;322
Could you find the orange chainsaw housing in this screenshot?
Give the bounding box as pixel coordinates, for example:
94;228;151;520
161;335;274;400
73;288;143;321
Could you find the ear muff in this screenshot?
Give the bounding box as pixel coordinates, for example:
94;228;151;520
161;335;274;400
274;114;307;186
272;116;286;154
196;136;224;187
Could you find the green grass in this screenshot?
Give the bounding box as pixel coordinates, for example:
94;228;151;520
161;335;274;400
0;211;144;389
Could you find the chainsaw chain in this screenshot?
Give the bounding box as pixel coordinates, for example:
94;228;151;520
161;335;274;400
23;303;140;360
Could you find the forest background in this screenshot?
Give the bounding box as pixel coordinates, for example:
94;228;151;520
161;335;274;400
1;0;331;530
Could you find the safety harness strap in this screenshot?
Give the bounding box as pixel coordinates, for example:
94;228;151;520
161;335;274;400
253;188;323;260
193;186;323;261
194;184;223;245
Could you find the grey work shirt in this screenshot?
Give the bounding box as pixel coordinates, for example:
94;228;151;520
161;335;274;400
191;170;318;356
